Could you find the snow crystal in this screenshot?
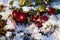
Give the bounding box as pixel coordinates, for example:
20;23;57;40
13;0;20;8
51;1;60;9
6;31;12;37
22;6;31;12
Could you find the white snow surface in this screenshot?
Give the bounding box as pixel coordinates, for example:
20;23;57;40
0;0;60;40
51;1;60;9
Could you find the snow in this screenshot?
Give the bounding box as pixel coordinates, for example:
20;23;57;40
32;33;43;40
4;19;16;30
47;15;57;25
51;1;60;9
22;6;31;12
13;0;20;8
6;31;12;37
0;0;60;40
0;36;6;40
0;0;12;6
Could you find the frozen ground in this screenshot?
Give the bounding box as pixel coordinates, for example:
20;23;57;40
0;0;60;40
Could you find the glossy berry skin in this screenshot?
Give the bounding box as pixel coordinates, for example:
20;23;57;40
40;15;48;23
18;12;27;23
47;7;55;15
35;21;42;28
32;16;38;22
12;10;19;20
12;10;27;23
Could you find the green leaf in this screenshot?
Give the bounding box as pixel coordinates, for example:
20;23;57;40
19;0;26;6
35;0;43;6
25;1;32;6
38;4;46;12
9;1;14;5
45;0;53;3
36;0;43;3
56;9;60;13
28;9;37;16
0;19;6;28
0;28;6;35
9;7;15;10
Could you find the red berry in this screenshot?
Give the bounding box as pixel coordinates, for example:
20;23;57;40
18;12;27;23
32;16;38;22
12;10;27;23
12;10;19;20
35;21;42;28
40;15;48;23
47;7;55;15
